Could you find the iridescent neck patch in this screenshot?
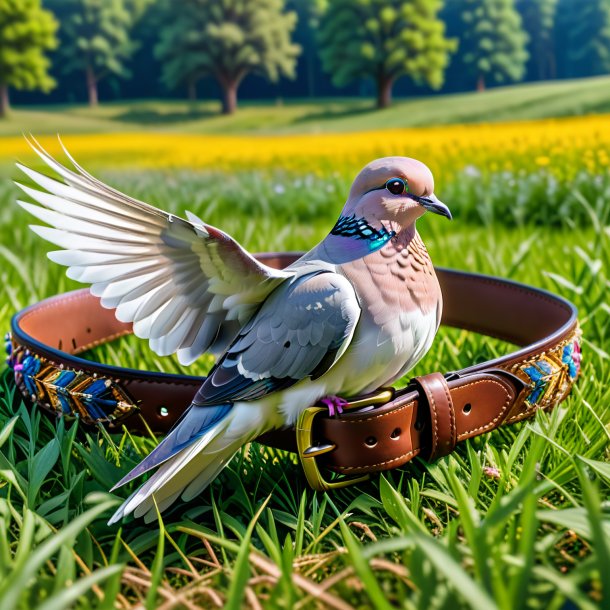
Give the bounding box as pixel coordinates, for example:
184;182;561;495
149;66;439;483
330;214;396;252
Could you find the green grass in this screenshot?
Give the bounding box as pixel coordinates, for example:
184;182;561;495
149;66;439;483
2;74;610;135
0;164;608;608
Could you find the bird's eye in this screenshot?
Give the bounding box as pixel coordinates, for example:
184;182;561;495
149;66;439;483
385;177;407;195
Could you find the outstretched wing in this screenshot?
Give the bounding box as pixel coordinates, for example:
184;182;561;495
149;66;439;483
110;271;361;491
15;138;292;365
194;271;361;405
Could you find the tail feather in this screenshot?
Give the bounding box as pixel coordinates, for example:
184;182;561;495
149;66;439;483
110;403;231;491
136;442;241;523
108;418;230;524
132;437;239;520
108;404;272;524
108;412;254;524
180;441;243;502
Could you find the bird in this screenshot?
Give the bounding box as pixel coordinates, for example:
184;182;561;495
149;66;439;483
15;139;452;523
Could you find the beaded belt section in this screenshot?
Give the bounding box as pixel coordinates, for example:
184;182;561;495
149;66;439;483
5;332;137;426
507;327;582;420
5;328;582;430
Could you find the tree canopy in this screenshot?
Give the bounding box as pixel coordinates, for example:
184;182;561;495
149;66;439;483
559;0;610;78
318;0;456;108
7;0;610;108
50;0;149;107
517;0;557;80
0;0;57;116
155;0;301;114
460;0;529;91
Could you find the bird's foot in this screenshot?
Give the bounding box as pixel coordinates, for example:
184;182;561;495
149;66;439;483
319;395;348;417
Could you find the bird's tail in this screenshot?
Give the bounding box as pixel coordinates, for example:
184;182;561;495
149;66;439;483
108;406;250;524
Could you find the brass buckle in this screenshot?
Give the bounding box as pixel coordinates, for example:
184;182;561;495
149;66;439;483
296;389;394;492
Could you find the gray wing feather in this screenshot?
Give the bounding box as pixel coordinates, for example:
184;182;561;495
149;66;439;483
234;273;359;379
194;272;361;404
16;137;292;365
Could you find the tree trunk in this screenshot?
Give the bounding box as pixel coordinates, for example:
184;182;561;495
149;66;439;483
477;74;486;92
221;79;238;115
547;51;557;80
0;84;9;118
376;75;394;109
306;47;315;98
537;48;546;81
187;78;197;101
86;65;98;107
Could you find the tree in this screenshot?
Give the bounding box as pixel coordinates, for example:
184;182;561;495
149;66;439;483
460;0;529;91
155;0;301;114
290;0;328;98
317;0;456;109
556;0;610;78
52;0;149;107
517;0;558;80
0;0;57;117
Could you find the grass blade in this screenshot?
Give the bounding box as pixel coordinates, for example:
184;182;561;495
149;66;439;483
225;496;271;610
410;533;499;610
37;565;124;610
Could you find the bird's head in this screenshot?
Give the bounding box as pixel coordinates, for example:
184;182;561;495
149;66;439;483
344;157;451;231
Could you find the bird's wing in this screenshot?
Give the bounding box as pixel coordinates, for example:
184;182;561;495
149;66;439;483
15;138;292;365
110;271;361;492
194;271;361;404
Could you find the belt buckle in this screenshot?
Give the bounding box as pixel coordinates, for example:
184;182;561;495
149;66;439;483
296;389;394;492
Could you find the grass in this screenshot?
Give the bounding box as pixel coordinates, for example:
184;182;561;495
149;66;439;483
1;74;610;136
0;156;608;607
0;82;609;606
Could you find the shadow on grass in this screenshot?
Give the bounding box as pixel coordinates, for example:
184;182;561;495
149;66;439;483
292;101;377;125
113;105;218;125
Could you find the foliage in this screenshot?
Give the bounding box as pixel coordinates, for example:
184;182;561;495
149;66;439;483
460;0;529;90
318;0;456;108
49;0;150;107
154;0;301;113
0;149;609;605
0;0;57;116
557;0;610;78
4;0;610;107
516;0;558;80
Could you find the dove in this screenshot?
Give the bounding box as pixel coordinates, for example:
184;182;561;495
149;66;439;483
15;139;452;523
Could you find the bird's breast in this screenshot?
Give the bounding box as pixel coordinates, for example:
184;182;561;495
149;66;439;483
339;230;441;325
334;230;442;392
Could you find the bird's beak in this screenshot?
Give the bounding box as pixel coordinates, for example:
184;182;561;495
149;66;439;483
419;194;452;220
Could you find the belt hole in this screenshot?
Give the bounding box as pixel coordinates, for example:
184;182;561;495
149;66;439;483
390;427;401;439
158;406;169;417
365;436;377;447
463;403;472;415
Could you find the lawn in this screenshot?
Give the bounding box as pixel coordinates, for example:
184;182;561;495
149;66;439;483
1;74;610;136
0;90;608;608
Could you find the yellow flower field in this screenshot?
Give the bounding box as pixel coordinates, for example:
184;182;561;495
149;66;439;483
1;113;609;182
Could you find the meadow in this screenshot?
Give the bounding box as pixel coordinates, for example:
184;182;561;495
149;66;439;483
1;74;610;137
0;97;608;608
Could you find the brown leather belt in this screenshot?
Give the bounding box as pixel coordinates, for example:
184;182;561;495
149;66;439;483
7;252;581;491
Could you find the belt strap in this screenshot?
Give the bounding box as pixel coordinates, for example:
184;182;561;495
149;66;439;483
413;373;457;460
307;369;518;475
6;252;582;489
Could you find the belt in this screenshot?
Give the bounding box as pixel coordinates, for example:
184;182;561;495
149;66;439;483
6;252;581;492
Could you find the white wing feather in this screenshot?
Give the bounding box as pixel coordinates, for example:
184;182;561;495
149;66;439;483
16;138;292;364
